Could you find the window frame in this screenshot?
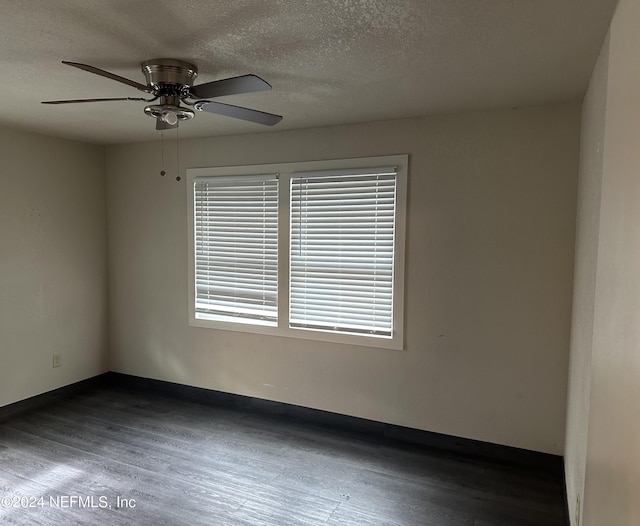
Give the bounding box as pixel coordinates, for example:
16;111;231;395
187;155;408;350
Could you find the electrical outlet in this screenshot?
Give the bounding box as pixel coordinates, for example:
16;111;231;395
52;353;62;368
575;493;581;526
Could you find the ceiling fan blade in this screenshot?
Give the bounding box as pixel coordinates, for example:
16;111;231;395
195;101;282;126
156;118;177;131
42;97;148;105
190;74;271;99
61;61;152;93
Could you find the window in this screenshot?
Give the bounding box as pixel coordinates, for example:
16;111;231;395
193;175;278;326
290;168;396;337
187;155;407;349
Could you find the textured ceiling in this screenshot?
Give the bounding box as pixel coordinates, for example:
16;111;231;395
0;0;618;144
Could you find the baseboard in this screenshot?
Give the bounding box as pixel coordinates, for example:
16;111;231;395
0;373;111;422
0;371;564;476
106;371;563;475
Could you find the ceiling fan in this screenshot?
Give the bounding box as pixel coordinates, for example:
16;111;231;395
42;59;283;130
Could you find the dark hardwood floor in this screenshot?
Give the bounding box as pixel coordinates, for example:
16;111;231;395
0;385;567;525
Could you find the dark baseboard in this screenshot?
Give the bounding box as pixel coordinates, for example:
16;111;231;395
0;371;564;478
106;371;563;475
0;373;111;422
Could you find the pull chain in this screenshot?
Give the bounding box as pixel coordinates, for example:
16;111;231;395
159;124;181;181
175;124;181;181
160;129;166;176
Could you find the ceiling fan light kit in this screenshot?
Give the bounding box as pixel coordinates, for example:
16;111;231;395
143;99;195;127
42;58;282;130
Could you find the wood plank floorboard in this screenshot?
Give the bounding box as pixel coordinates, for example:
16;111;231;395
0;385;567;525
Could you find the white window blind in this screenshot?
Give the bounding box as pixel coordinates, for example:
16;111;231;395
290;167;397;337
193;174;278;325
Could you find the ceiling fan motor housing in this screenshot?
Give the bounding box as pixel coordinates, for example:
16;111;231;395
141;60;199;125
141;59;198;90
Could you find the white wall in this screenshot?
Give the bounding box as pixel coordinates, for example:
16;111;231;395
0;127;108;407
566;0;640;523
106;104;580;454
564;33;609;523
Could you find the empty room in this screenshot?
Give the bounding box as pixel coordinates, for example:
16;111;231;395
1;1;638;525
